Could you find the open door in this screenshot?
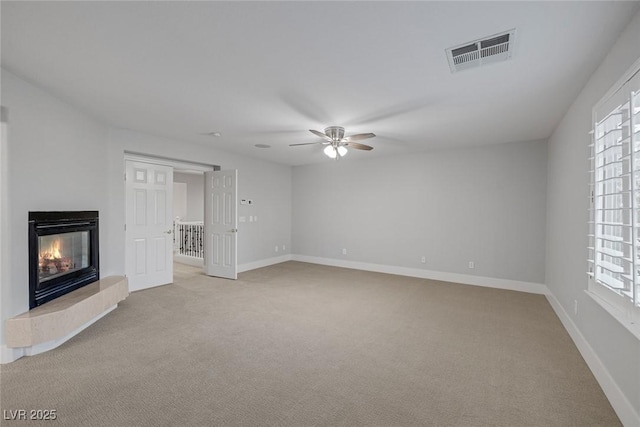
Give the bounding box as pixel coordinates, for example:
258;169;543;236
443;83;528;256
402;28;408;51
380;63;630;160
204;170;237;279
125;160;174;291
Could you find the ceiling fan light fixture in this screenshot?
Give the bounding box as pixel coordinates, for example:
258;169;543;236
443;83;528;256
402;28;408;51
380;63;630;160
293;126;373;159
324;145;337;159
323;145;348;159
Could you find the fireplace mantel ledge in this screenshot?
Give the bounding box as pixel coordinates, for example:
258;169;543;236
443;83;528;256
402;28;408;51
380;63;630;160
5;276;129;351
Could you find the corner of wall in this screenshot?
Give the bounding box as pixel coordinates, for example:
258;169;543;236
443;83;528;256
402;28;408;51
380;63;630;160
544;8;640;424
0;117;7;352
545;292;640;427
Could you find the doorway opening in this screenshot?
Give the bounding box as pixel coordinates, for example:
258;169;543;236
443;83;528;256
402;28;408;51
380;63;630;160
173;168;205;267
123;152;220;291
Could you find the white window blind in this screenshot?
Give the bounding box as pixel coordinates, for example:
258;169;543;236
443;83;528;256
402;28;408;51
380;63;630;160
589;65;640;312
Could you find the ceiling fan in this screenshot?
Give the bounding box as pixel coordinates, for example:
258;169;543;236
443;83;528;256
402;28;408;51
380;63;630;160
289;126;375;159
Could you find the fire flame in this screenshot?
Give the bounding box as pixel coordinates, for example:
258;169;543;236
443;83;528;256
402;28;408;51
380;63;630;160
41;239;62;260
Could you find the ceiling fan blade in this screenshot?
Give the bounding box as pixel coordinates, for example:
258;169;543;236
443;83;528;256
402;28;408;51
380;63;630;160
279;90;333;124
343;133;376;142
289;142;324;146
309;129;332;141
349;97;439;126
346;142;374;151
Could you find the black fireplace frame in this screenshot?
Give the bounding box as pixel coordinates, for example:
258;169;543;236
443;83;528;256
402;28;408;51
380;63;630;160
29;211;100;309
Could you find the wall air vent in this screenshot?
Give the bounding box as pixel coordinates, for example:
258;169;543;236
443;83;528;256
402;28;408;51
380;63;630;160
446;29;516;73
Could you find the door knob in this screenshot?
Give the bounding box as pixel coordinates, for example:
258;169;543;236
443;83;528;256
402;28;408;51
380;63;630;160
230;228;238;233
165;230;173;234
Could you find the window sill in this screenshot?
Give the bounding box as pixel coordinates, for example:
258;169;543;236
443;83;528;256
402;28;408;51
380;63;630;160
585;289;640;341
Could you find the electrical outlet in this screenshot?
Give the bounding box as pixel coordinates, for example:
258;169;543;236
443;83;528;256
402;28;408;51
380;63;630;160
275;245;279;253
468;261;474;269
282;245;286;251
421;256;426;264
574;300;578;315
342;248;347;255
254;215;258;222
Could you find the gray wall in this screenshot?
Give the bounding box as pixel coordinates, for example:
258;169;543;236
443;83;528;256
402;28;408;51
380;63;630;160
173;172;204;222
293;140;547;284
0;69;292;356
0;70;111;353
545;10;640;417
106;128;292;273
3;12;639;414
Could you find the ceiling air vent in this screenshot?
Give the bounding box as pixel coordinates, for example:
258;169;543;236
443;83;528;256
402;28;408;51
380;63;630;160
446;29;516;73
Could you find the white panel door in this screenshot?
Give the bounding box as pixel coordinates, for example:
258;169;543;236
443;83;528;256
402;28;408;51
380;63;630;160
125;160;174;291
204;170;237;279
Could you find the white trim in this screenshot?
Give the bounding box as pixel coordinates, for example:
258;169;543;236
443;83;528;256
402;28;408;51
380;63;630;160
0;345;25;364
291;255;548;295
546;293;640;427
594;56;640;116
232;254;547;294
0;305;117;364
238;254;293;273
585;287;640;340
0;121;6;358
124;152;215;172
589;57;640;339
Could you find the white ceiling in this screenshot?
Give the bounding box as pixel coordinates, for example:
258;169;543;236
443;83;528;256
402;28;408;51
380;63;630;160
2;1;639;166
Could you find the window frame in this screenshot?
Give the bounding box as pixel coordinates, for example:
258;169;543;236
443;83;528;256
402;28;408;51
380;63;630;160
588;57;640;340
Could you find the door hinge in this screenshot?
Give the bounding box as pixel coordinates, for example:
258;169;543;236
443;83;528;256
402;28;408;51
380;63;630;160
124;224;127;231
124;172;127;181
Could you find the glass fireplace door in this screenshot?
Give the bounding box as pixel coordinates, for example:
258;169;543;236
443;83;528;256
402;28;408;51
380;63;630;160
38;231;90;283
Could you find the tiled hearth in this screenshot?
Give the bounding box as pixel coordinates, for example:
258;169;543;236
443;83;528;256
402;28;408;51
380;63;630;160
6;276;129;354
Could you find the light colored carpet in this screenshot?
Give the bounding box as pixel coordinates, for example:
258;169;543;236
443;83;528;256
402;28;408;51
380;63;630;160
0;261;620;426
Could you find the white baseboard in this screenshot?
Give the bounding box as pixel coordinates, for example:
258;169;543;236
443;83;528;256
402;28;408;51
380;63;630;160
238;254;292;273
0;305;117;364
546;293;640;427
0;344;25;364
291;255;548;295
291;254;638;425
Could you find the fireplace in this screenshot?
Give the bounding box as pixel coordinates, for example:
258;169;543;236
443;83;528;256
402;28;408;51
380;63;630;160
29;211;99;309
